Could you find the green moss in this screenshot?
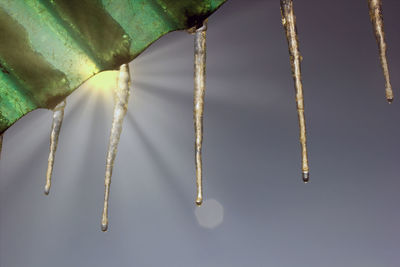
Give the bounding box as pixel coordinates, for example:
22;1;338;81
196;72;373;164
0;0;226;133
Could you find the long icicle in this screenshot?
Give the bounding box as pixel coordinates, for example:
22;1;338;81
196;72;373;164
280;0;310;183
368;0;393;103
101;64;131;232
0;133;3;160
193;22;207;206
44;100;66;195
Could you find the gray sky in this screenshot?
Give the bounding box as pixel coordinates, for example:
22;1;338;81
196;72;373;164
1;0;400;266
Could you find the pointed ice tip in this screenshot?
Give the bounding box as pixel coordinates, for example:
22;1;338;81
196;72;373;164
101;223;108;232
387;98;393;104
44;186;50;195
195;198;203;206
302;172;309;183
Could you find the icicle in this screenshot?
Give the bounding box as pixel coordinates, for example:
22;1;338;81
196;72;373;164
44;100;66;195
0;133;3;160
280;0;310;183
101;64;131;232
193;22;207;206
368;0;393;103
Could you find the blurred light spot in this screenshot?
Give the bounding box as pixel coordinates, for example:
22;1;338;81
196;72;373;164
194;199;224;229
85;70;118;96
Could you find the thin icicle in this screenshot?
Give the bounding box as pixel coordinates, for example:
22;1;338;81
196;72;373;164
193;22;207;206
368;0;393;103
101;64;131;232
44;100;66;195
0;133;3;160
280;0;310;183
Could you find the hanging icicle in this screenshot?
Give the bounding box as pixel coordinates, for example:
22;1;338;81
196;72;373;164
193;21;207;206
368;0;393;103
44;100;66;195
280;0;310;183
0;133;3;160
101;64;131;232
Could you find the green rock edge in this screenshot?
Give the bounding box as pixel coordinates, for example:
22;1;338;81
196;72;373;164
0;0;226;133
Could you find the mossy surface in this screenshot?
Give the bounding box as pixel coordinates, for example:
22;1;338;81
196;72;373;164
0;0;225;133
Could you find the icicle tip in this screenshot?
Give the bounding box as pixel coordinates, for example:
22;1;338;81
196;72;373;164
44;185;50;195
101;223;108;232
386;87;393;104
196;197;203;206
302;172;309;183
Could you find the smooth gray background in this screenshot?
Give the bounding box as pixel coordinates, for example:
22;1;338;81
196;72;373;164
1;0;400;266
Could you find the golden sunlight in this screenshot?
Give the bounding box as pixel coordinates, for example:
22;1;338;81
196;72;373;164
85;71;119;97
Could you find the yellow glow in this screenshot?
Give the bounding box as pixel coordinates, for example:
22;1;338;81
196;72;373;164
85;71;119;96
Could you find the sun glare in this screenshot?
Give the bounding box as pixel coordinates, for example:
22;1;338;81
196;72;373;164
85;70;119;97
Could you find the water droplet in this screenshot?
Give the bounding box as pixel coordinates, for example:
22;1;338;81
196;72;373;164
302;172;309;183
